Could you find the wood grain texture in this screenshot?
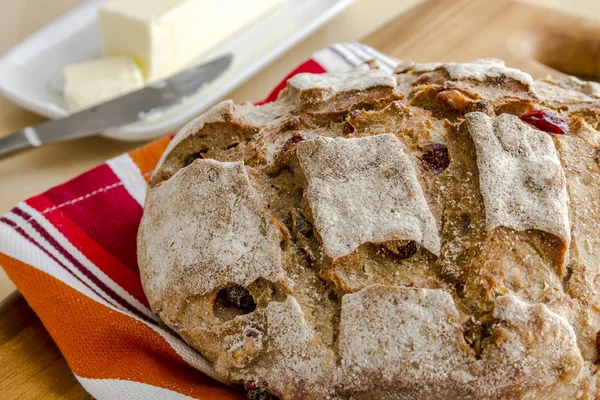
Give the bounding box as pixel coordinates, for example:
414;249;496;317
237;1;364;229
2;0;600;398
363;0;600;80
0;293;91;400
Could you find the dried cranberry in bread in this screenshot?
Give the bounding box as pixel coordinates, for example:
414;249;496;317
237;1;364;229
137;59;600;399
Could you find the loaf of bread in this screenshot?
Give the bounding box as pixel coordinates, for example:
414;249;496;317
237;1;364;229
137;58;600;399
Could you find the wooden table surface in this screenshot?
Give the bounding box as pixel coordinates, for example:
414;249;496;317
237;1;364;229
1;0;600;398
0;293;90;399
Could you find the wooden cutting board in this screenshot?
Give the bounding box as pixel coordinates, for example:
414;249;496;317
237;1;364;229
364;0;600;81
1;0;598;398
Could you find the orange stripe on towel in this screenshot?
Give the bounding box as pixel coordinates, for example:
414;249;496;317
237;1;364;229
0;252;243;400
128;137;171;181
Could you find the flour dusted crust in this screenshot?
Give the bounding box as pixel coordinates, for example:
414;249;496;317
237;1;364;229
411;58;534;87
294;134;440;259
464;112;570;248
138;59;600;399
138;160;285;316
338;287;583;399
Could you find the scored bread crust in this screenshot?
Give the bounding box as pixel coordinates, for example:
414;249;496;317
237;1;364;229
138;59;600;399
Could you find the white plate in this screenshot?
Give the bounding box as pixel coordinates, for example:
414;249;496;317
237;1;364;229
0;0;353;141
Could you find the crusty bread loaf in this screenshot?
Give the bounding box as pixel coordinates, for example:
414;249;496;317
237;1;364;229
137;58;600;399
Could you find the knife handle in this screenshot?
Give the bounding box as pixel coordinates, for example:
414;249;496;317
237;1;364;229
0;128;40;159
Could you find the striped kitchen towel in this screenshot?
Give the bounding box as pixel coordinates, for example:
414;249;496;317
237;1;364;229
0;43;398;399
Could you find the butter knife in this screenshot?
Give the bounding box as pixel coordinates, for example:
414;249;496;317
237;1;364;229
0;54;233;158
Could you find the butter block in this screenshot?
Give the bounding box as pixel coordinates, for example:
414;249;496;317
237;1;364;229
64;56;144;112
99;0;284;81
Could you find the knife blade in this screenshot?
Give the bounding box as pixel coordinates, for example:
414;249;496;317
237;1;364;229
0;54;233;158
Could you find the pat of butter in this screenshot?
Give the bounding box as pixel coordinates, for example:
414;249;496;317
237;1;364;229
64;56;144;112
99;0;284;81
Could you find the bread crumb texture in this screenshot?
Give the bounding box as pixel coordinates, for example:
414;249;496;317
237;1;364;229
138;59;600;399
